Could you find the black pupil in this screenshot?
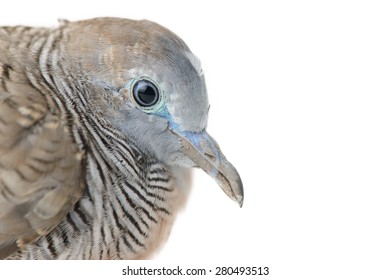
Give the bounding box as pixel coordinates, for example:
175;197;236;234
133;80;158;107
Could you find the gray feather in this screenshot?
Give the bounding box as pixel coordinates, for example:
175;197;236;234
0;17;243;259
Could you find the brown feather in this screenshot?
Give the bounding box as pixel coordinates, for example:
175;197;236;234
0;51;85;257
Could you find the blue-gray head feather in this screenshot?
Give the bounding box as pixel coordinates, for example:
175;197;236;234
63;18;243;206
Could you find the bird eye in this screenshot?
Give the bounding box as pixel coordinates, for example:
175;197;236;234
132;79;159;107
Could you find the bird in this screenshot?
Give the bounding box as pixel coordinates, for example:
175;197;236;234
0;17;243;259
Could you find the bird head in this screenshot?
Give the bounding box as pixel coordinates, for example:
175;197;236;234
63;18;243;206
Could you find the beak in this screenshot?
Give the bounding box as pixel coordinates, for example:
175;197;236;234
173;130;244;207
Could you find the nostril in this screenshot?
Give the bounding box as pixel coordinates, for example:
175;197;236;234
204;152;216;162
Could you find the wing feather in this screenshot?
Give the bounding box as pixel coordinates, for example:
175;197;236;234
0;55;85;258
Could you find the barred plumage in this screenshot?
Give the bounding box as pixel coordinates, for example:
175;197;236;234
0;17;243;259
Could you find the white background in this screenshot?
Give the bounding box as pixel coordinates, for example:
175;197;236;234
1;1;390;279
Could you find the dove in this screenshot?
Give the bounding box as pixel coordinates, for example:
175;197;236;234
0;17;243;259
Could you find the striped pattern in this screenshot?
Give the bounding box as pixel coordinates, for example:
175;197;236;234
0;23;187;259
11;160;179;260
